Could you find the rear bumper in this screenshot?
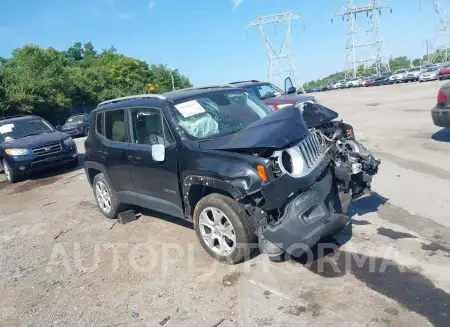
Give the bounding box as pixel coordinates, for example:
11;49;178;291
419;75;437;81
262;168;349;257
432;106;450;128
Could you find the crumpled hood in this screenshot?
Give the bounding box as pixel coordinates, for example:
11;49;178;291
199;106;309;151
2;131;69;149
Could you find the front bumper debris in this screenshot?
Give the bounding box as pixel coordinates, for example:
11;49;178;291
261;168;349;257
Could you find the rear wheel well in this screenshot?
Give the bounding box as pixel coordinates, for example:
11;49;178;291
87;168;101;186
188;185;234;216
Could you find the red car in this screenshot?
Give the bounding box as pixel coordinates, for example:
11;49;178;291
229;78;316;110
438;64;450;80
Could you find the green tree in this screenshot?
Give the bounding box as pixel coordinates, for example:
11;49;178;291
389;56;411;71
0;43;192;122
412;58;422;66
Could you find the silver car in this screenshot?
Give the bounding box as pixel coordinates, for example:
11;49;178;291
419;66;440;82
404;67;423;82
389;69;408;83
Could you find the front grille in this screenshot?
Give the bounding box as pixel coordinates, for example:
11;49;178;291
297;130;325;168
32;143;62;156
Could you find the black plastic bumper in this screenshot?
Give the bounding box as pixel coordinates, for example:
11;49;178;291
431;106;450;128
262;168;349;257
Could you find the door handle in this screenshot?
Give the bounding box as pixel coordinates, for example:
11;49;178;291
128;155;142;161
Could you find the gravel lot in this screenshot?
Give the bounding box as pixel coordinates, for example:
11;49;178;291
1;81;450;327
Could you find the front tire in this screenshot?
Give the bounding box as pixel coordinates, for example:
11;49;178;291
2;159;20;183
92;173;125;219
193;194;256;264
84;126;89;137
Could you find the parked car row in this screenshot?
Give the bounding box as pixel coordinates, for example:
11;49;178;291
307;63;447;93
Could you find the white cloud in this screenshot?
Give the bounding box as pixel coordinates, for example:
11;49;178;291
148;1;156;10
232;0;243;10
118;13;133;20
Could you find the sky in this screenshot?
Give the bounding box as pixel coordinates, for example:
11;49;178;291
0;0;443;87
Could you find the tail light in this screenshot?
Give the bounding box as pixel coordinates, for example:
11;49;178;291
437;89;448;104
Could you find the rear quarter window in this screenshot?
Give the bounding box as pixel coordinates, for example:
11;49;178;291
96;112;104;136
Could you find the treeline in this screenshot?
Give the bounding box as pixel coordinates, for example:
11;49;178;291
0;42;192;123
303;49;449;89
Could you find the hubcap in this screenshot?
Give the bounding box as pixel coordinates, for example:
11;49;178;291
199;207;236;256
95;181;112;213
3;161;11;181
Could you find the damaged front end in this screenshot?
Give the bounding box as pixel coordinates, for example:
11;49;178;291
242;103;381;258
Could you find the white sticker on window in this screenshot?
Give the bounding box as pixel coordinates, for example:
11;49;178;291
175;100;206;118
0;124;14;134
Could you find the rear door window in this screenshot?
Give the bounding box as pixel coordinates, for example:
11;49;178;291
105;109;126;142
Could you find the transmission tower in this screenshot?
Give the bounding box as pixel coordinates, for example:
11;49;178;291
333;0;391;78
247;12;303;89
423;0;450;63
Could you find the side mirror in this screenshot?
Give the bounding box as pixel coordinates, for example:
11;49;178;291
287;86;296;94
151;144;165;162
55;125;62;131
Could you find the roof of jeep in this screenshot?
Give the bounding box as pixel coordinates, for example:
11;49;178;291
163;85;239;101
228;80;269;88
94;85;244;111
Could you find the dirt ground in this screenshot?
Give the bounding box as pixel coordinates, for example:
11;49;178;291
1;81;450;327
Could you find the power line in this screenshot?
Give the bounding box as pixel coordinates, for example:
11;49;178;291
332;0;391;78
247;12;303;90
423;0;450;63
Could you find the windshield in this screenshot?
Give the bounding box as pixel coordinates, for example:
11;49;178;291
242;83;285;100
171;90;273;140
408;67;421;72
425;67;438;72
66;115;84;124
380;73;391;77
0;118;54;142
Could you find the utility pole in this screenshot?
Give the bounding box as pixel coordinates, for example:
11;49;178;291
333;0;391;78
425;0;450;64
247;12;303;91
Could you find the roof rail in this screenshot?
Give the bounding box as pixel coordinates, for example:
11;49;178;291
228;80;260;84
172;85;234;92
97;94;167;107
0;115;31;121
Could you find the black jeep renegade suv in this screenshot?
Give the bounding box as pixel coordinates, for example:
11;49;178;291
84;86;379;264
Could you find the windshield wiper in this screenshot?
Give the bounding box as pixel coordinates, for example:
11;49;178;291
22;132;44;137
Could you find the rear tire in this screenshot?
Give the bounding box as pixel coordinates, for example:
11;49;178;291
193;193;256;264
92;173;125;219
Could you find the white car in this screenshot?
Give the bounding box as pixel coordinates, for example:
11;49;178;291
419;66;440;82
389;69;407;83
346;77;362;88
333;80;345;89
